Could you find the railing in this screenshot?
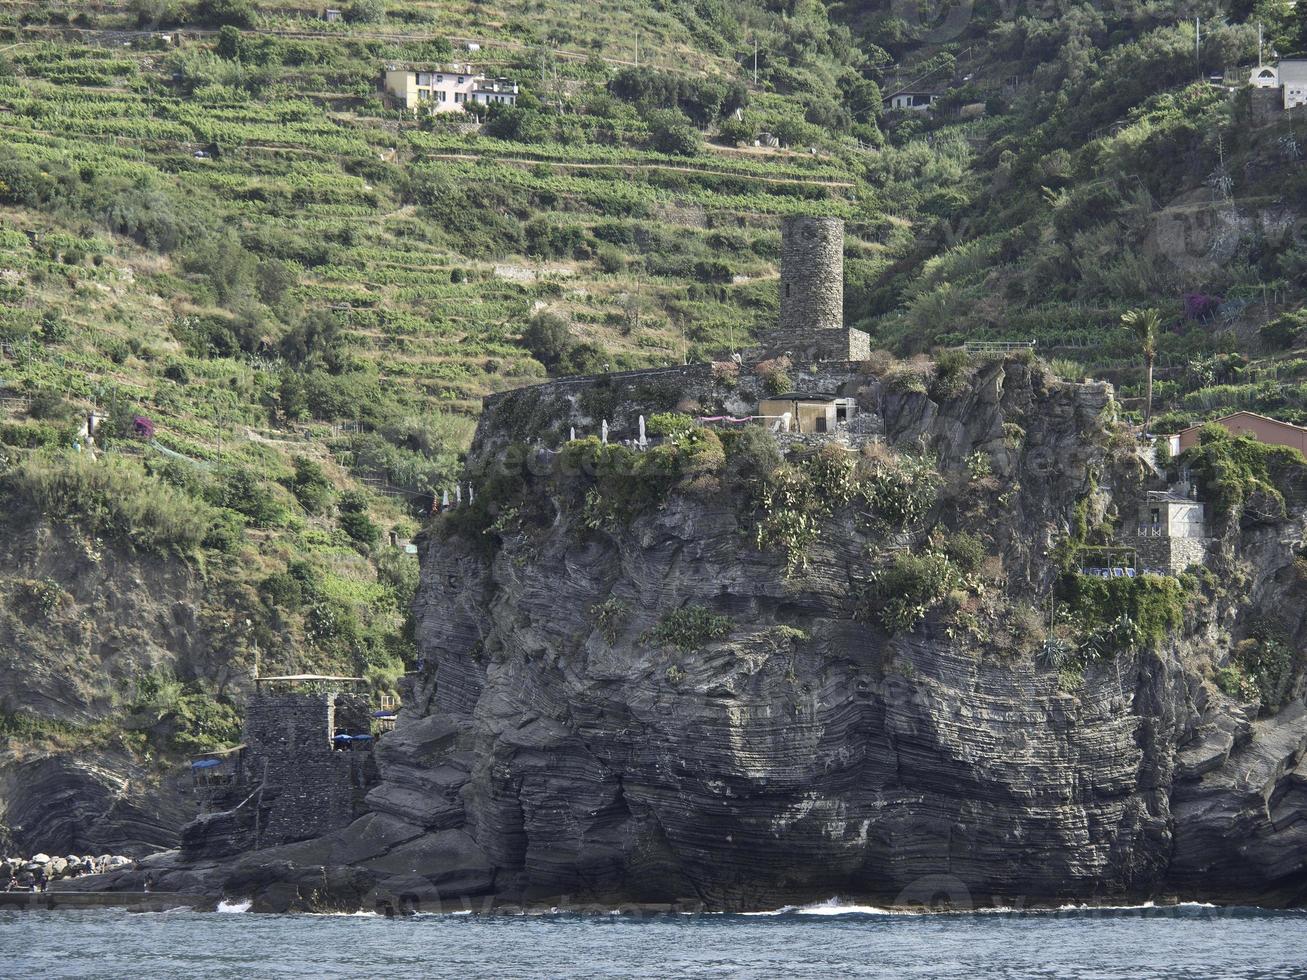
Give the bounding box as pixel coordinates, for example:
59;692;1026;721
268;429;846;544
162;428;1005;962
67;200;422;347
1136;525;1163;537
962;341;1036;353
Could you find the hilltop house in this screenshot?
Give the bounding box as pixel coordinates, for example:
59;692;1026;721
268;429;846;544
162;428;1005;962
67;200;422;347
1247;60;1307;110
1172;411;1307;456
383;66;519;112
888;91;938;112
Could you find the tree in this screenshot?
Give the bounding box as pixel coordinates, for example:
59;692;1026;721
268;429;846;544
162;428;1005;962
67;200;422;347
1121;308;1161;434
521;311;573;370
216;25;243;61
345;0;386;24
198;0;255;27
646;108;701;156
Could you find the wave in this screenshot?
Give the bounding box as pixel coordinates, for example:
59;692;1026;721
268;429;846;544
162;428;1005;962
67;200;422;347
217;898;252;913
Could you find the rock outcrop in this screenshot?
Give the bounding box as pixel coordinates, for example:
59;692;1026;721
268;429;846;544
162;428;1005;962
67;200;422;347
93;357;1307;911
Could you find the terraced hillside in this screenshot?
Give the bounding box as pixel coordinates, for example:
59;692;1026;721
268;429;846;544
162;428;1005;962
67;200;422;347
3;0;1307;855
0;0;903;852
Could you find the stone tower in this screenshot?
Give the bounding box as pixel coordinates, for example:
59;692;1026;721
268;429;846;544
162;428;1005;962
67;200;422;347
779;215;844;333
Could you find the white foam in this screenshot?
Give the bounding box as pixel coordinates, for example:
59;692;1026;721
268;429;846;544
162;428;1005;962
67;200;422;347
217;898;252;913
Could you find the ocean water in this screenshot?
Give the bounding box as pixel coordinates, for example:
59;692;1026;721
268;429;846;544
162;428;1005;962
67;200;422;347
3;901;1306;978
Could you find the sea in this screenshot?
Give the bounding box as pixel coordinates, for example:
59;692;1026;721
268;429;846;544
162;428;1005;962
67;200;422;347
3;900;1306;978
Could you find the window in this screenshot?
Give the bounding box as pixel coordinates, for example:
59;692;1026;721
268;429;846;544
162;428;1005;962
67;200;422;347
836;405;847;422
437;90;447;102
784;283;791;297
458;75;465;84
418;89;431;101
815;416;828;433
1150;508;1160;525
436;74;444;83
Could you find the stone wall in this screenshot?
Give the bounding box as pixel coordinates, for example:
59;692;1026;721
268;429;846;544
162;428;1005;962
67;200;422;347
471;363;757;461
243;693;379;848
1134;535;1209;574
779;215;843;334
754;326;869;363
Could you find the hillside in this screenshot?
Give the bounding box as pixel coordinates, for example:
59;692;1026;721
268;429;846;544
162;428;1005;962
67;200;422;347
1;0;1306;855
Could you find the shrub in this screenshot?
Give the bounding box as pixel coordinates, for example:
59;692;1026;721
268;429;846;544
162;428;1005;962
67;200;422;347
646;109;702;156
1058;573;1189;654
592;597;630;644
1231;628;1300;715
646;412;697;438
15;578;69;619
1260;310;1307;350
1184;428;1307;524
755;356;793;396
339;489;378;546
643;605;732;651
345;0;386;23
868;550;964;634
218;467;287;528
3;453;218;554
197;0;254;27
286;455;333;514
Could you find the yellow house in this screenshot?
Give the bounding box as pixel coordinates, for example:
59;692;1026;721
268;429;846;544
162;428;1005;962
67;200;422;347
757;393;855;433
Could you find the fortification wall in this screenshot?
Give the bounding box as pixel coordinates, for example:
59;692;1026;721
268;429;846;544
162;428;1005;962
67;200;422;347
244;694;378;848
471;364;756;461
779;216;844;334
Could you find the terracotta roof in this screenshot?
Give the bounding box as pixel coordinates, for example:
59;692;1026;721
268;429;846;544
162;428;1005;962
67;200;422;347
1175;411;1307;435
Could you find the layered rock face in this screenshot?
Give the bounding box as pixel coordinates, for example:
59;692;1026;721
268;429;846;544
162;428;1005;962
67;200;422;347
297;358;1301;911
107;357;1307;911
0;523;214;856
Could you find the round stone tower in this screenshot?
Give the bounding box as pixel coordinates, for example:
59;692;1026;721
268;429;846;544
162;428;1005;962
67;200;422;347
779;215;844;333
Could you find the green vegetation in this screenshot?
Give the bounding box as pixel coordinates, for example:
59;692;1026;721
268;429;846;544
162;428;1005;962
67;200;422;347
591;597;630;644
1183;424;1307;524
1217;622;1303;715
1058;573;1190;655
3;452;218;555
643;605;733;652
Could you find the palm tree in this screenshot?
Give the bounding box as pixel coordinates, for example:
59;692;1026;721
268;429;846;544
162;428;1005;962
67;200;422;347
1121;308;1161;434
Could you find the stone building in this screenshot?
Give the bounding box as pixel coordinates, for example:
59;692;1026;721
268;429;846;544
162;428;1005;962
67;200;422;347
180;676;380;860
755;215;870;362
1131;488;1209;574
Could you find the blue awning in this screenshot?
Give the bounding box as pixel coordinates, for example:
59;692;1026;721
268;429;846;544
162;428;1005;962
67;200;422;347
351;734;373;742
191;758;221;770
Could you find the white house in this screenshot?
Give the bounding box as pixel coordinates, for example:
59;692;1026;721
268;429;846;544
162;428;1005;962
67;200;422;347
1281;60;1307;109
1246;60;1307;109
1249;64;1279;88
384;66;516;112
471;77;519;106
888;92;937;112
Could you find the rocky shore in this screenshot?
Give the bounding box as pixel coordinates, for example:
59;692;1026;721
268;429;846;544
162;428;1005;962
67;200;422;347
1;853;132;891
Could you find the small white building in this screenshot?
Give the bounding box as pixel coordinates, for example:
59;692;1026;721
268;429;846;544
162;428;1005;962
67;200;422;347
1247;60;1307;110
888;92;938;112
384;66;518;112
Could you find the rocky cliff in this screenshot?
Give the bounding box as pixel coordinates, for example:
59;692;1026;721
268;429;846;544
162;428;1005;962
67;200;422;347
95;355;1307;911
0;523;228;857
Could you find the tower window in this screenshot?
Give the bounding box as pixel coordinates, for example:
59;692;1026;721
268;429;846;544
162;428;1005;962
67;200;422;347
785;283;791;298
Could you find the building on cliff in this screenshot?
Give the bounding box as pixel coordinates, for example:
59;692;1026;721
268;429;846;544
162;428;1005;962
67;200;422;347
181;675;380;860
1172;411;1307;456
757;392;858;434
753;215;870;363
1129;487;1209;574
